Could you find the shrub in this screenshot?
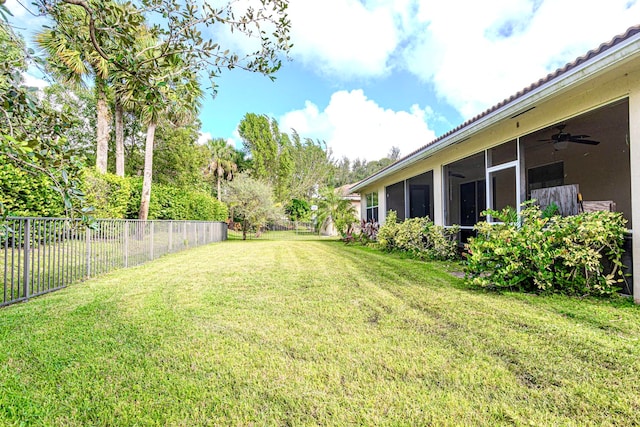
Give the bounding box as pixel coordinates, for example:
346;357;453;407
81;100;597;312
127;178;227;221
464;203;627;296
377;211;460;261
357;219;379;244
285;198;311;221
81;168;132;219
0;163;64;217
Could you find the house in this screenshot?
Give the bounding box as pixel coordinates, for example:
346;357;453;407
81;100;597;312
319;184;362;236
351;25;640;302
336;183;362;219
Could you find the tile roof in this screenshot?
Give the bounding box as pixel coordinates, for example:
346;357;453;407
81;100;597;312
359;24;640;187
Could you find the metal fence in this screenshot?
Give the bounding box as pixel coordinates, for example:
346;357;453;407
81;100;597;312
1;217;227;308
227;220;323;240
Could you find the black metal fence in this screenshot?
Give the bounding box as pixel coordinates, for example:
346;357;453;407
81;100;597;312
1;217;227;308
227;220;322;240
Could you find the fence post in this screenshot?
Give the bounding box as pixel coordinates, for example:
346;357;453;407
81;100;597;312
124;221;129;268
183;223;187;248
86;226;91;278
23;219;30;300
150;221;154;260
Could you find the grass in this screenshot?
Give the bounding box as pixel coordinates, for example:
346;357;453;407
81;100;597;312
1;240;640;425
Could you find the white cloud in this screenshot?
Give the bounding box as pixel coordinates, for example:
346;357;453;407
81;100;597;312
285;1;640;119
280;89;436;161
286;0;399;78
21;72;48;89
401;0;640;118
197;132;212;145
5;0;27;18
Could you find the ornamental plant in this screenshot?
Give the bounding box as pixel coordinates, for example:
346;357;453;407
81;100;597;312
464;202;627;296
377;211;460;261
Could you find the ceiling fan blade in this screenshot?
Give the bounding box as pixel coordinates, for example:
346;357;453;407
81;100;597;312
569;138;600;145
569;134;591;139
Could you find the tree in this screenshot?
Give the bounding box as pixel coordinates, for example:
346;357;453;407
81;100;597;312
0;22;85;219
315;187;358;239
285;198;310;221
289;131;334;200
34;0;292;219
223;173;281;240
152;121;209;189
204;138;237;200
238;113;293;202
35;2;124;173
39;84;97;162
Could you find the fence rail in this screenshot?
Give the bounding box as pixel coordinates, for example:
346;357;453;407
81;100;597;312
1;217;227;308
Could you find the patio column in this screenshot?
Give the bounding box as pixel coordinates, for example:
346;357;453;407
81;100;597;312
629;87;640;303
433;167;444;226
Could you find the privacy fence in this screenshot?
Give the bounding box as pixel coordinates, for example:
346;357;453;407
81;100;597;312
1;217;227;308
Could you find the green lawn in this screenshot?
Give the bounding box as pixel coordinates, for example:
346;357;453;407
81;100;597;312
1;240;640;426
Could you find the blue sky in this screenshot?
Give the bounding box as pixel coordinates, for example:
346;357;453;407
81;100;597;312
9;0;640;161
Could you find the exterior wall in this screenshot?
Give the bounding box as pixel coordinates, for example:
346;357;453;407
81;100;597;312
358;64;640;229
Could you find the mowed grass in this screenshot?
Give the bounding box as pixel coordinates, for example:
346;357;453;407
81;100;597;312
1;240;640;426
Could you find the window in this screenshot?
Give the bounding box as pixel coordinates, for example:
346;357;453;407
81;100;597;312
366;192;379;222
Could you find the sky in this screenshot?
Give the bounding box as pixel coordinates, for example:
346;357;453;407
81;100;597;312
7;0;640;161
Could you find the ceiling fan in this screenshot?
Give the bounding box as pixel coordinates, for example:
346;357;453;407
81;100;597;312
539;124;600;149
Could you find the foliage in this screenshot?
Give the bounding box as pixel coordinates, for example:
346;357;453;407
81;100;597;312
204;138;237;200
331;146;402;187
238;113;293;202
357;219;379;244
376;211;460;260
40;84;97;163
0;163;64;217
0;22;86;221
223;173;281;239
289;131;333;200
126;178;227;221
81;168;131;219
152;123;209;190
541;201;560;218
285;198;311;221
315;187;358;240
465;203;628;296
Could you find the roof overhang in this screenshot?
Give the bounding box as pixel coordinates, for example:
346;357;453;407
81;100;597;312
351;28;640;193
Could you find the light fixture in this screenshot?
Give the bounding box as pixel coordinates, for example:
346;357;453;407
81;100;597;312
554;140;569;150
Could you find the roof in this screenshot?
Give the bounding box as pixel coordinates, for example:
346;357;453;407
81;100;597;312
335;183;360;200
351;25;640;193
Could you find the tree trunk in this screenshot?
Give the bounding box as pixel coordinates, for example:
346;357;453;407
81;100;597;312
95;82;111;173
115;99;125;177
217;174;221;201
138;121;157;221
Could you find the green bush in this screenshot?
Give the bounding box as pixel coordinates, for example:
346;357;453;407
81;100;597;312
377;211;460;261
0;163;64;217
81;168;132;219
464;203;627;296
126;179;227;221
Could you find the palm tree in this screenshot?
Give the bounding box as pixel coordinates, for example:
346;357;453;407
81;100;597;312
115;32;202;220
205;138;238;201
36;4;113;173
315;187;357;238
